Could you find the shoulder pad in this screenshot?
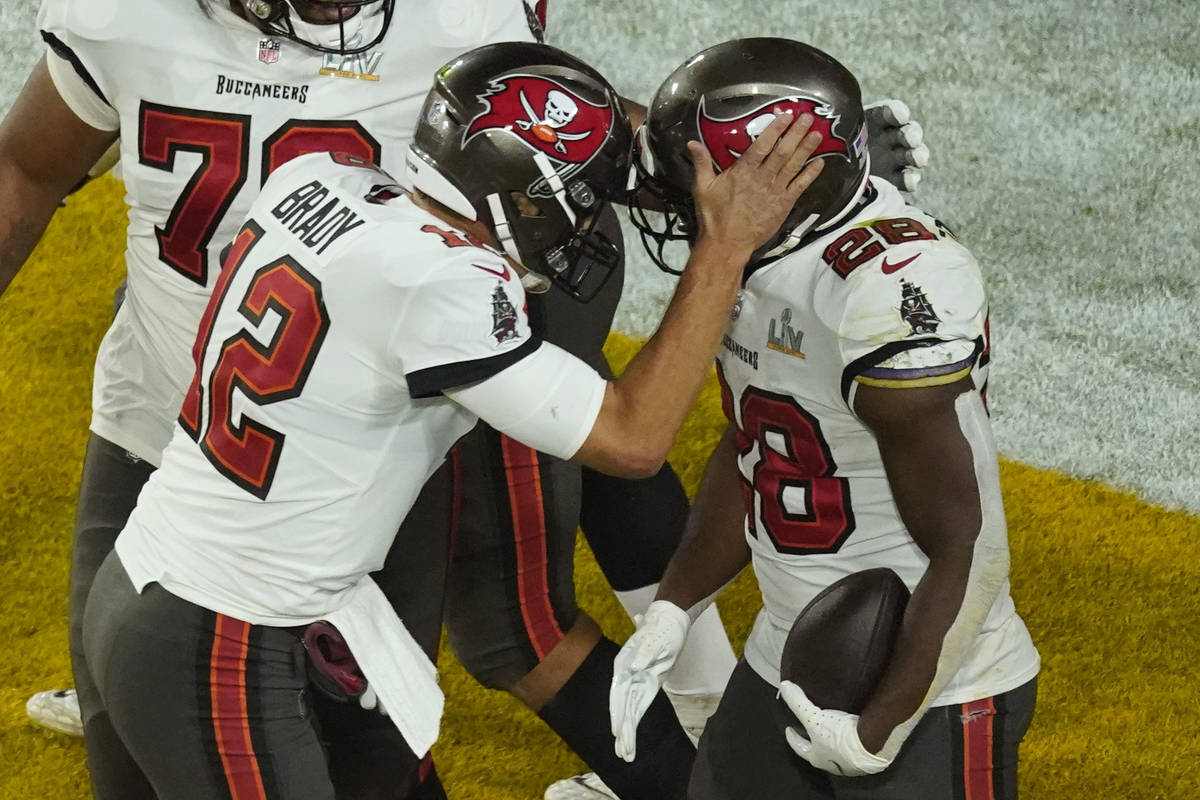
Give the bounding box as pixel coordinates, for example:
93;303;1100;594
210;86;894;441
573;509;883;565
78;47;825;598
836;239;987;363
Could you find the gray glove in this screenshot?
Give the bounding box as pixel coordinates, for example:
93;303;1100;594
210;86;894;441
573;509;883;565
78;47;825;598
864;100;929;192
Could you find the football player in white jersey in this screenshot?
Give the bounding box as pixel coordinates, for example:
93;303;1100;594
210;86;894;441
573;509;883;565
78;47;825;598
610;38;1040;799
0;2;926;797
1;2;735;797
77;41;827;800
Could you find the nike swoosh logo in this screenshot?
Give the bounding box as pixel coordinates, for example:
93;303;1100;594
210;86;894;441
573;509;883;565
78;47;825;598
472;262;511;280
881;253;920;274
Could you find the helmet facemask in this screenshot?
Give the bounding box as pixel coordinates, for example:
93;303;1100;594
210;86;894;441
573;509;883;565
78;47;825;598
242;0;392;54
539;206;621;303
627;126;697;276
485;156;621;302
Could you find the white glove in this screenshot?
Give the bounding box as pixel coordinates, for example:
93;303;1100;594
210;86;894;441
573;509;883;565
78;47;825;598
779;681;893;777
358;685;388;717
863;99;930;193
609;600;692;762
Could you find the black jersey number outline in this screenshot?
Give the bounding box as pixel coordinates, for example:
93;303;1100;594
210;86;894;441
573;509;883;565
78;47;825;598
718;364;856;555
179;221;330;499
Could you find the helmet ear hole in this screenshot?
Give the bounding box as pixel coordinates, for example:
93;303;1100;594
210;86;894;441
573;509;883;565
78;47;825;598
509;192;545;218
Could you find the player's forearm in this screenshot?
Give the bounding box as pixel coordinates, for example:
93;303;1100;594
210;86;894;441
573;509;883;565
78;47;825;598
860;528;1009;754
0;164;62;297
576;236;748;476
657;425;751;614
0;58;119;298
856;547;975;751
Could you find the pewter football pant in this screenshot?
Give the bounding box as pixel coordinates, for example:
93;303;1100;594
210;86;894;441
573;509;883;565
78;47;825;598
69;433;451;800
690;659;1037;800
84;552;434;800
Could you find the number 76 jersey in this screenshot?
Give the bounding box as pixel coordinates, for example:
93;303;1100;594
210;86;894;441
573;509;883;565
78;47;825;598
720;178;1039;706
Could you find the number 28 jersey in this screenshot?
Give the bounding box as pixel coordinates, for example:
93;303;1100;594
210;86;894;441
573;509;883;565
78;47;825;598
38;0;539;464
721;178;1040;707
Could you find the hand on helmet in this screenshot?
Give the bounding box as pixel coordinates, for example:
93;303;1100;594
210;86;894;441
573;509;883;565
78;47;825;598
864;100;929;193
687;112;825;258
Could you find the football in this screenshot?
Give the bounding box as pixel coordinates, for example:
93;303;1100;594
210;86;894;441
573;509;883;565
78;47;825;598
779;568;910;714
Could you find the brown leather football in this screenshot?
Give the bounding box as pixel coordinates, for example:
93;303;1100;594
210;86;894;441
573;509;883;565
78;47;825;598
779;568;910;714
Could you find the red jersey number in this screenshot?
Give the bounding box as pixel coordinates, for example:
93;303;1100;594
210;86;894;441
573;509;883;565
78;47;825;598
718;367;855;555
138;103;251;286
179;221;330;499
137;103;380;286
822;216;937;279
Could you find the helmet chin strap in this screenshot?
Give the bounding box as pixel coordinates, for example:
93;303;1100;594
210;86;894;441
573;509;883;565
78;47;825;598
532;152;576;226
485;194;550;294
282;1;371;50
482;153;579;296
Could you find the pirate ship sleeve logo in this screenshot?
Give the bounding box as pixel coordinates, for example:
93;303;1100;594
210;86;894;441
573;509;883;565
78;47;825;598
697;95;865;172
899;279;942;334
463;74;614;195
490;283;521;344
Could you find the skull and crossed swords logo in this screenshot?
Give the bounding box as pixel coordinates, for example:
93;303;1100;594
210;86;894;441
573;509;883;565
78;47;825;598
514;88;589;154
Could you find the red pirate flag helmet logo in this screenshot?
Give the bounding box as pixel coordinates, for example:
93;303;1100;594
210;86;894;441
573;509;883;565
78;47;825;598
697;95;866;172
464;74;615;193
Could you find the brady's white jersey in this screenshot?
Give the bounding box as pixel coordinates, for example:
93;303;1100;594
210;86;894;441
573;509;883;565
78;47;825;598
38;0;540;464
115;151;561;621
113;152;603;754
722;178;1040;707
